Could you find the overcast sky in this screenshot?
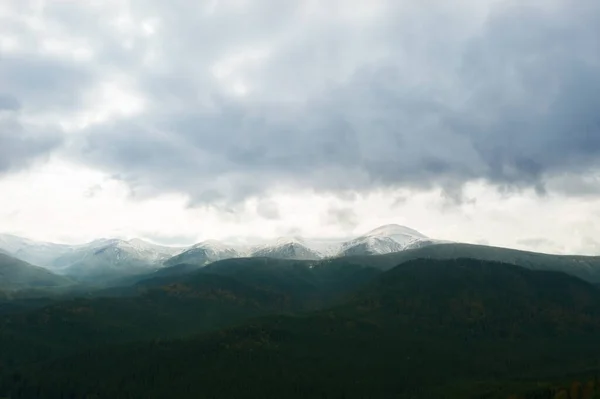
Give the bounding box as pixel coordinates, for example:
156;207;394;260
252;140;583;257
1;0;599;254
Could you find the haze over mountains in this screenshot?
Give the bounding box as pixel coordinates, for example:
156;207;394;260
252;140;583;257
3;223;600;292
0;224;441;283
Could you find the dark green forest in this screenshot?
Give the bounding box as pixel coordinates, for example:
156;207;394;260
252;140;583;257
2;258;600;398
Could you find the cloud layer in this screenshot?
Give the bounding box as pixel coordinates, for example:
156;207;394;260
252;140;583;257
1;0;599;203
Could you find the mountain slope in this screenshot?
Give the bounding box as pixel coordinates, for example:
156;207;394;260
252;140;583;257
54;239;183;282
132;241;600;288
163;240;238;268
6;259;600;398
360;242;600;283
250;238;322;260
0;234;73;267
0;253;72;289
0;273;298;369
0;256;382;368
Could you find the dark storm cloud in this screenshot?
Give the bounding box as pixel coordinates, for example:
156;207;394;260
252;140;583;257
452;1;600;189
2;0;600;203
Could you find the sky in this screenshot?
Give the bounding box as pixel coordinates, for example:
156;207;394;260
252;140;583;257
0;0;599;254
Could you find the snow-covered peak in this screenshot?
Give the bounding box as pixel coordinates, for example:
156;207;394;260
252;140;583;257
127;238;153;248
336;224;432;256
250;237;322;261
362;224;428;240
247;236;307;254
85;238;121;249
0;234;66;252
125;238;184;254
191;239;232;252
273;236;306;246
163;239;238;267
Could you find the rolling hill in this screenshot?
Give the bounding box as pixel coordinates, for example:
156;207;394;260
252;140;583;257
0;256;382;369
353;242;600;282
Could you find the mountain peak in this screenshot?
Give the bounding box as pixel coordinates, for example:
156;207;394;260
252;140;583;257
363;224;427;239
251;237;321;260
191;240;232;251
273;236;306;246
128;238;152;246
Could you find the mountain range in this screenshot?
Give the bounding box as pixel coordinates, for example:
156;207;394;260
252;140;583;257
3;224;600;289
0;224;441;283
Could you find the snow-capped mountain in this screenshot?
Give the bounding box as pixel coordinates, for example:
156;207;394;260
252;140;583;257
164;240;239;267
0;224;445;280
0;234;186;281
0;234;74;267
53;239;185;280
250;237;323;261
336;224;438;256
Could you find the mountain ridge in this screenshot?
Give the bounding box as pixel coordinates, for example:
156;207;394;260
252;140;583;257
6;225;600;286
0;224;437;281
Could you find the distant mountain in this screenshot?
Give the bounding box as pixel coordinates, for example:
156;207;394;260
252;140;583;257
0;225;440;279
54;239;184;282
8;225;600;289
0;234;73;267
250;237;323;260
163;240;238;268
6;259;600;398
158;225;441;267
336;224;440;256
125;240;600;289
0;253;72;290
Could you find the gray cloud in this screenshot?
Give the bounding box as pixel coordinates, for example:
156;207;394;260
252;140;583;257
0;111;62;174
0;95;20;111
0;54;93;112
323;207;358;230
83;184;103;198
0;131;61;174
2;0;600;203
